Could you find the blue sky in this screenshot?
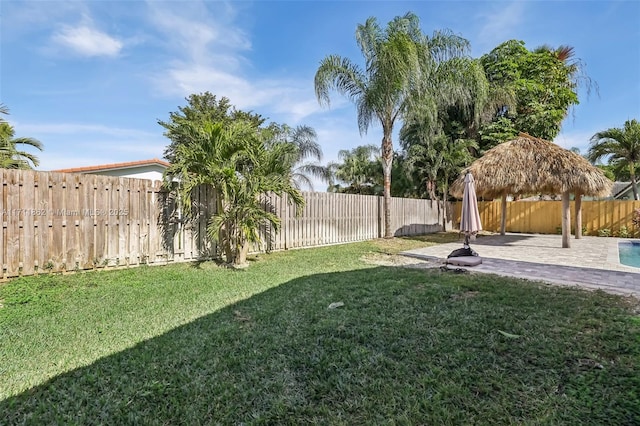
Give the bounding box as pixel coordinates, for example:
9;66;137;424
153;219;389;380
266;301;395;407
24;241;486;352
2;0;639;189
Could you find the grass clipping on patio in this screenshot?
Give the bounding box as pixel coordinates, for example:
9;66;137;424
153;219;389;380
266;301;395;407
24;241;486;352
0;234;639;424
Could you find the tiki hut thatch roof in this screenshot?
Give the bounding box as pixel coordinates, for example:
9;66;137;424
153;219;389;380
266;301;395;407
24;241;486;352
450;133;613;199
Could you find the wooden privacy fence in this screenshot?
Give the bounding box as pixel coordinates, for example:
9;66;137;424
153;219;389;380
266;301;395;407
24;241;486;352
453;200;640;236
1;169;449;278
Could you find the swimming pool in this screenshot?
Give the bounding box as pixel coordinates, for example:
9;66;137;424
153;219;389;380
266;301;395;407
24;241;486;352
618;241;640;268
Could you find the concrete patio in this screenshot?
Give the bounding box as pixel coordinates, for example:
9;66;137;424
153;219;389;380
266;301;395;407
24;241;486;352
401;233;640;297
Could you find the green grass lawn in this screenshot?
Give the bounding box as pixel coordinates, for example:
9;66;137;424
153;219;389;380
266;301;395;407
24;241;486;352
1;234;639;424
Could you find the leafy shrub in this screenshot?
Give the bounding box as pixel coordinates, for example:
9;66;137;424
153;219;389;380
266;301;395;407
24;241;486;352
573;225;588;235
618;226;631;238
597;228;611;237
633;208;640;228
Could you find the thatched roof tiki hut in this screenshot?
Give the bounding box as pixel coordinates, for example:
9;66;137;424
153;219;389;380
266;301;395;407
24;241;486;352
451;133;613;248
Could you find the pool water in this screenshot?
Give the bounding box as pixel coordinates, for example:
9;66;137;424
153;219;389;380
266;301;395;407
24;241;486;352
618;241;640;268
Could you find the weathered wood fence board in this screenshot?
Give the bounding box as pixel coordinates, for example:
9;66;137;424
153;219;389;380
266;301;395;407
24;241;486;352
453;200;640;236
1;169;448;278
388;197;446;236
2;171;154;275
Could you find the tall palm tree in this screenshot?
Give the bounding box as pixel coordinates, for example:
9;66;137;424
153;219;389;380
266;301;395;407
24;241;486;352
401;119;477;229
268;124;329;191
315;12;478;236
607;157;640;182
328;144;380;194
588;119;640;200
401;123;444;201
0;122;43;169
315;14;433;235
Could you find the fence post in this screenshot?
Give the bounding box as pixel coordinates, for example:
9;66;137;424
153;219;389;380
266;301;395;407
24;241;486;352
377;196;384;238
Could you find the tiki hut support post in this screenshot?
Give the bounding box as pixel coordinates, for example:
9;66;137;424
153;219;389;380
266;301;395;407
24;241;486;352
562;191;571;248
500;193;508;235
575;193;583;239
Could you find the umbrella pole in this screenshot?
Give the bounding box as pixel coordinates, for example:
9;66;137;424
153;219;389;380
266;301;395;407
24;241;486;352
562;191;571;248
575;193;582;239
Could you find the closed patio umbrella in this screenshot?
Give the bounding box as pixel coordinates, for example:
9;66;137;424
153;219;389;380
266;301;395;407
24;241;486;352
460;172;482;247
446;171;483;265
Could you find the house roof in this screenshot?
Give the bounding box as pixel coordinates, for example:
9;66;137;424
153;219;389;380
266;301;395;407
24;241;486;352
53;158;170;174
612;181;632;198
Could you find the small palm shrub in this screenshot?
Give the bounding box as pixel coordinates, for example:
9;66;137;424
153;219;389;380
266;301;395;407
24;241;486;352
633;208;640;230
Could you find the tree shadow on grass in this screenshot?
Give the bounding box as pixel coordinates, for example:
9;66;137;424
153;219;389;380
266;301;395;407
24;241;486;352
2;267;638;425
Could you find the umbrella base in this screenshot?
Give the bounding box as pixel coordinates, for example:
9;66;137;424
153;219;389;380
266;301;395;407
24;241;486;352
447;246;479;258
447;256;482;267
447;244;482;267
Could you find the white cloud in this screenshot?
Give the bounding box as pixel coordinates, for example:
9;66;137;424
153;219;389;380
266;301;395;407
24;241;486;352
275;97;324;123
555;130;594;156
52;21;123;57
157;63;324;122
1;1;90;40
163;64;262;104
556;116;626;156
146;0;324;124
147;1;249;61
22;122;167;171
475;2;527;52
18;123;157;139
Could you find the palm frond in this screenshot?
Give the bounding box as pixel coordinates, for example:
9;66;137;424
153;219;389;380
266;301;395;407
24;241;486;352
9;137;43;151
0;104;8;122
291;125;322;161
314;55;367;108
355;16;384;69
425;29;470;63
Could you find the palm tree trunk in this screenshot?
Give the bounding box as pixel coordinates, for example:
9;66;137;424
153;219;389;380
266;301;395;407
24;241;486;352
381;133;393;238
427;180;437;201
630;165;639;200
218;198;233;263
212;189;232;262
441;182;448;232
235;238;250;266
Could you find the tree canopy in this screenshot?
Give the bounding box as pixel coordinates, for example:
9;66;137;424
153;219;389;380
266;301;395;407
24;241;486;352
159;92;266;163
161;95;315;266
327;145;381;195
479;40;586;142
394;39;594;204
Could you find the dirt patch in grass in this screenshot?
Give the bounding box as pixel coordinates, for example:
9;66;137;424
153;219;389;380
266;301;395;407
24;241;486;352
361;253;435;267
450;290;480;300
368;232;462;254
